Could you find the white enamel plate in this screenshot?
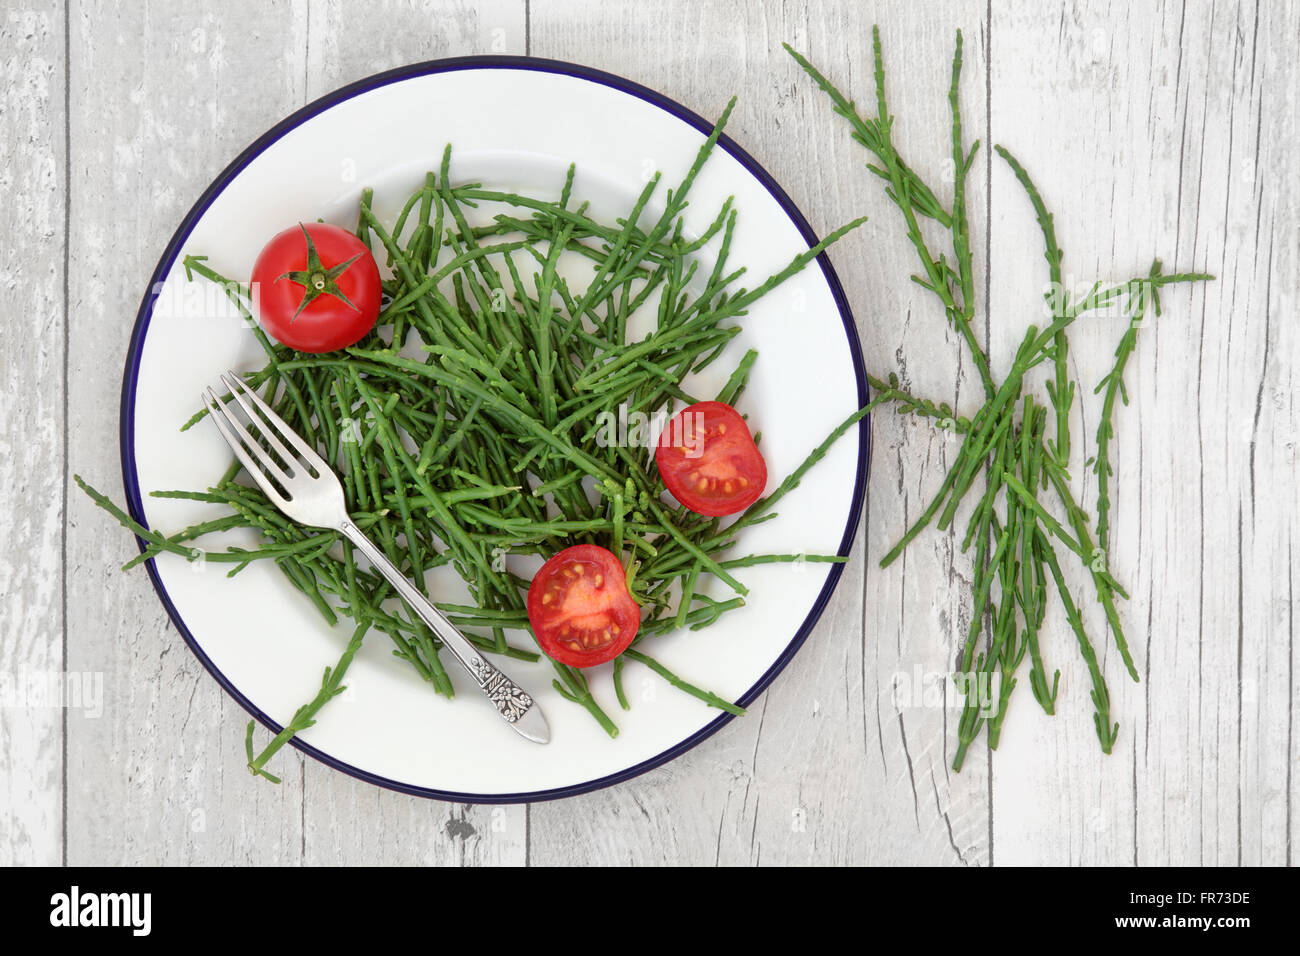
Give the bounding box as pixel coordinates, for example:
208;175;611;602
122;57;869;801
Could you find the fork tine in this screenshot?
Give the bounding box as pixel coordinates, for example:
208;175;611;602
217;372;301;477
221;371;331;475
202;387;293;506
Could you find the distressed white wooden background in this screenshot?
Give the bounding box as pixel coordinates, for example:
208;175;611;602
1;0;1295;866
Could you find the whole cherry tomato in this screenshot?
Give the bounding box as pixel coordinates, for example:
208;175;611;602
250;223;380;353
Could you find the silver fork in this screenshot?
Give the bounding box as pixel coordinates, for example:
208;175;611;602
202;370;549;744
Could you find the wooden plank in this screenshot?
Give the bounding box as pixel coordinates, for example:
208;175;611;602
984;0;1143;866
64;0;320;866
1214;0;1299;872
64;0;527;865
988;0;1295;865
860;9;997;868
527;0;993;865
0;0;67;867
297;0;529;866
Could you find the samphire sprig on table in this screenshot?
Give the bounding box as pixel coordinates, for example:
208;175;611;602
79;99;874;781
787;27;1212;769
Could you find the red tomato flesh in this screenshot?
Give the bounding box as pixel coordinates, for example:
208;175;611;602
250;223;381;354
655;401;766;517
527;545;639;668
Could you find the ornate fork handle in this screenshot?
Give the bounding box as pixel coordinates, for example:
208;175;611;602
338;520;549;743
465;657;535;723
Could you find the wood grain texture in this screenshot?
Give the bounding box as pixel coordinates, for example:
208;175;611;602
0;0;67;867
0;0;1291;866
986;0;1297;866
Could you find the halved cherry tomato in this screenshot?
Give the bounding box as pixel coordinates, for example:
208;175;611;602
527;545;640;668
250;223;381;353
655;401;766;516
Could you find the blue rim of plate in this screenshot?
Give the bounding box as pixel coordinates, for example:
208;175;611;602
120;54;871;804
